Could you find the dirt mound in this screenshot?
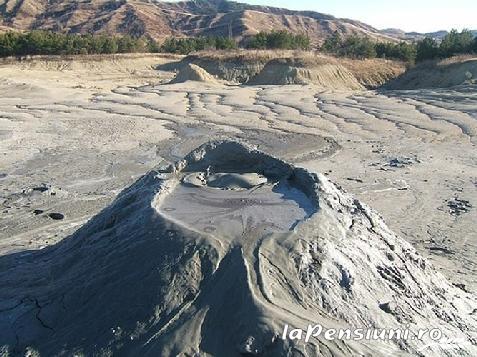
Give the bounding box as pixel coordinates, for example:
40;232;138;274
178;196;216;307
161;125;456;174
248;58;364;89
1;141;476;356
386;56;477;89
170;63;218;84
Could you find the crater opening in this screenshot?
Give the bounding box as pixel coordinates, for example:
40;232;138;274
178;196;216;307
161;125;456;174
155;142;319;240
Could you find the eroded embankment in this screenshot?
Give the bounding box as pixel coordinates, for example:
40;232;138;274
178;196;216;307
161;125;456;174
163;51;406;89
386;56;477;89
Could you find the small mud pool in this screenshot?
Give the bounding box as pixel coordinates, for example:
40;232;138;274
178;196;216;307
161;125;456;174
158;172;315;239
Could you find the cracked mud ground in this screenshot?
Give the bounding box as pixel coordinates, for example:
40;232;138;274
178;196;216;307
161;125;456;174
0;58;476;292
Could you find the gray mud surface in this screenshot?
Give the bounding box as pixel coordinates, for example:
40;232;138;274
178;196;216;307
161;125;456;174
0;59;476;356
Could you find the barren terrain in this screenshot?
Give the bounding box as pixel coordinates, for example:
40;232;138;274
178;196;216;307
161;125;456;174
0;0;401;44
0;54;476;355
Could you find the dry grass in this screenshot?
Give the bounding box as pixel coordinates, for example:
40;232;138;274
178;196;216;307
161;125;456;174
339;57;407;87
191;49;333;63
193;49;404;67
437;54;477;66
406;55;477;71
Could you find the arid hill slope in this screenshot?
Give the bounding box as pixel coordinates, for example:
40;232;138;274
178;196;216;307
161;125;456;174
0;0;399;44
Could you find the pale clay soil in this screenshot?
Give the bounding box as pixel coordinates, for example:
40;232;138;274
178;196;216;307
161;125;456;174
0;54;476;296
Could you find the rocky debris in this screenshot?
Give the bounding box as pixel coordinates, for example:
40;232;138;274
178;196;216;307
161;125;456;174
447;198;472;216
379;301;397;314
21;184;65;197
32;209;44;215
346;177;364;183
429;246;454;254
32;186;49;193
388;156;420;168
453;283;470;293
47;213;64;220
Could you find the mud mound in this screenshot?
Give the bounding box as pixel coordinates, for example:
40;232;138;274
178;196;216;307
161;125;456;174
248;59;364;89
170;63;218;84
386;56;477;89
0;141;476;356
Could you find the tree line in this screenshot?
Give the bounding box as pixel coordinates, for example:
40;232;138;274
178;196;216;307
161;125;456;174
246;31;311;50
0;31;152;57
159;36;237;54
0;30;310;57
160;31;311;53
0;29;475;62
322;29;477;63
0;31;237;57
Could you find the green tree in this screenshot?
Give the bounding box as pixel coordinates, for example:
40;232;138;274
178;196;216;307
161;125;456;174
102;37;119;54
322;31;342;53
247;31;310;50
248;32;268;49
416;37;439;62
338;36;376;59
0;31;151;57
214;36;237;50
266;31;293;49
395;42;417;62
440;29;474;57
0;32;17;56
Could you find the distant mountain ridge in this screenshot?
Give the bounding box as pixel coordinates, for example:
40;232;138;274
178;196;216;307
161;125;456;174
0;0;398;45
382;28;477;41
0;0;473;45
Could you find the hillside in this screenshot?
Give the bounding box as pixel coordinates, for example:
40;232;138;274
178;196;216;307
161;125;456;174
0;0;399;45
382;28;477;41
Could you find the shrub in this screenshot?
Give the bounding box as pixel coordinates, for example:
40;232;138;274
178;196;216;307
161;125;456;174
321;32;341;53
416;37;440;62
376;41;417;62
439;29;475;57
247;31;310;50
322;34;377;59
323;33;419;62
338;36;377;59
160;36;236;54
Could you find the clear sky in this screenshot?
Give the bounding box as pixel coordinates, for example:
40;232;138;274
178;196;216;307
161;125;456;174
195;0;476;33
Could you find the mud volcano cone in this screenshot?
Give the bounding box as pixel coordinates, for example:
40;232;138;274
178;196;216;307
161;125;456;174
0;141;476;356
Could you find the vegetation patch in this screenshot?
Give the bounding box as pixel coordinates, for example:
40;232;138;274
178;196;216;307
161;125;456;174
322;29;477;63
